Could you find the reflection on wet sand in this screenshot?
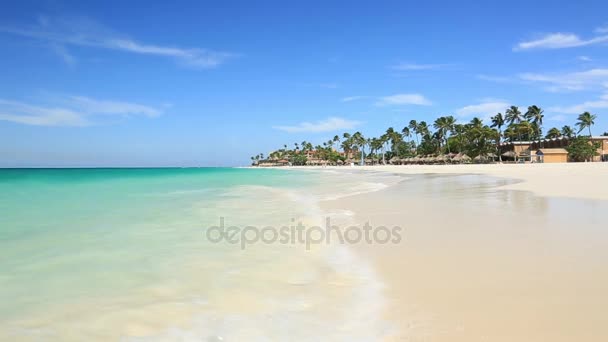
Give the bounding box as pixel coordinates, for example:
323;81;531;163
322;173;608;342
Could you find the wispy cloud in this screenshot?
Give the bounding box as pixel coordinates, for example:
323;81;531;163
391;62;447;71
319;83;339;89
0;16;234;68
273;117;360;133
0;96;161;126
476;74;512;83
49;43;76;65
514;32;608;51
519;68;608;92
376;93;432;106
546;115;568;122
455;100;510;118
577;55;592;62
596;25;608;34
548;92;608;114
341;96;368;102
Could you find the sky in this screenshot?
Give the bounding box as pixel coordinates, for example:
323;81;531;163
1;0;607;167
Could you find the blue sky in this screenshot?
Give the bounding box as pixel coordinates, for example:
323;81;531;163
1;0;607;167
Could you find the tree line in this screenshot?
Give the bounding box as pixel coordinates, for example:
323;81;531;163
251;107;600;165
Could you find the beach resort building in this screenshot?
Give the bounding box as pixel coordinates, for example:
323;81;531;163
500;136;608;163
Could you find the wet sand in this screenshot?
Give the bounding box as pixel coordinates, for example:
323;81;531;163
321;165;608;341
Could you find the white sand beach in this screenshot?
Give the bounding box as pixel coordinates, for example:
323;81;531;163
316;163;608;341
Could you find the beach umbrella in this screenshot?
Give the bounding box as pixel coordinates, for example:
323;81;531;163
461;154;472;163
501;151;516;158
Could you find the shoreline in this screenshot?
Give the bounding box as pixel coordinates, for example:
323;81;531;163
280;162;608;201
316;164;608;341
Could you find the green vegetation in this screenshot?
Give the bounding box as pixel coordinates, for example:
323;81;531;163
566;137;600;162
251;107;600;165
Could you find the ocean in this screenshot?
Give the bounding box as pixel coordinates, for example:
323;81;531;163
0;167;400;341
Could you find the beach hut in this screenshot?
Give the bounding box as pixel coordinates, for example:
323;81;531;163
473;155;485;163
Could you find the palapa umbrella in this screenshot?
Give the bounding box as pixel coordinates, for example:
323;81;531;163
461;154;472;163
501;151;516;158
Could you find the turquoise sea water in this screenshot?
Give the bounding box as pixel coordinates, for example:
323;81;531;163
0;168;396;340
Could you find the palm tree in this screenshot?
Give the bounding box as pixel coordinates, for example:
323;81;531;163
408;120;419;148
401;126;413;157
433;116;456;154
490;113;505;162
576;112;597;137
545;127;561;139
370;138;383;164
401;126;411;143
418;121;430;137
333;135;340;151
379;133;388;164
525;105;544;145
505;106;523;142
561;125;575;138
453;124;466;153
352;132;366;165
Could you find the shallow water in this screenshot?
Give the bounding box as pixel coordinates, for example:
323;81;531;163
0;168;401;341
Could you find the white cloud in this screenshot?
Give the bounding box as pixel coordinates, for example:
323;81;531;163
391;62;447;71
455;101;510;118
514;32;608;51
341;96;367;102
0;96;161;126
548;93;608;114
577;55;592;62
519;68;608;92
376;93;432;106
0;16;234;68
273;117;360;133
